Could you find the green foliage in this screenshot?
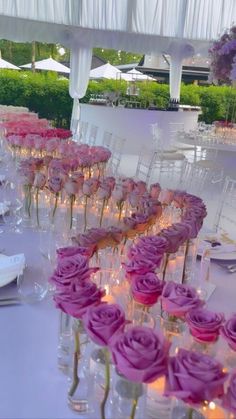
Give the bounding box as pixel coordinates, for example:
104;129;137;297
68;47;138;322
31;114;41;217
1;70;236;127
0;70;72;127
93;48;142;65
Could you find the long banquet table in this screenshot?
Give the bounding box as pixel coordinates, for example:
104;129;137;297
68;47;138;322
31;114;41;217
1;224;236;419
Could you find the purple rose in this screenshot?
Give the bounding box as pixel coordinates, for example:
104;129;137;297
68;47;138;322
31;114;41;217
128;243;164;268
186;308;225;343
161;281;203;318
48;175;64;194
130;272;164;306
64;178;80;195
83;303;126;346
159;223;190;253
158;189;174;205
222;373;236;415
123;257;158;280
110;326;170;383
221;314;236;351
165;348;227;405
54;282;105;319
56;246;95;260
49;254;96;290
33;172;46;189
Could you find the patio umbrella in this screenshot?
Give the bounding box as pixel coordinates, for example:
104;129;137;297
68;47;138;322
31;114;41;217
121;69;155;81
89;63;121;79
20;57;70;73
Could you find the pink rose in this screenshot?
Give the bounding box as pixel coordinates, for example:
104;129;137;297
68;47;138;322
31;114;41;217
97;184;111;200
221;314;236;351
158;189;174;205
122;177;136;193
128;242;164;268
135;181;147;195
161;281;203;318
112;186;127;203
45;138;59;153
19;168;35;186
186;308;225;343
33;172;46;189
165;349;227;405
71;172;84;189
131;272;164;306
222;373;236;415
56;246;95;260
83;178;100;196
149;183;161;199
83;303;126;346
103;176;116;191
110;326;170;383
123;257;158;280
160;224;189;253
54;282;105;319
64;178;79;196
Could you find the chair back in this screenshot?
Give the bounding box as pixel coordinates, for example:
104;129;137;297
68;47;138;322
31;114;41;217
135;146;157;184
214;176;236;235
87;124;98;146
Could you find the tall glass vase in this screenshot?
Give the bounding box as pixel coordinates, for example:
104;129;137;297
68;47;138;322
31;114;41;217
67;318;92;414
57;311;72;374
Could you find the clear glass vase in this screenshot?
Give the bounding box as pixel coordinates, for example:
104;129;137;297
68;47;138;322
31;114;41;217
57;311;72;374
107;370;147;419
67;319;92;413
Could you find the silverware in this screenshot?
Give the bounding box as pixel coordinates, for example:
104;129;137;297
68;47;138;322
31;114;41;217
0;297;21;306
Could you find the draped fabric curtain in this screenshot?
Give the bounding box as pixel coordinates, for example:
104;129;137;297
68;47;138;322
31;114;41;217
69;46;92;136
0;0;236;113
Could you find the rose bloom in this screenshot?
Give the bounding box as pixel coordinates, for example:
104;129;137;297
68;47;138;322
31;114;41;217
123;257;158;280
158;189;174;205
128;243;164;268
110;326;170;383
165;348;227;405
83;303;126;346
49;254;95;290
33;172;46;189
56;246;95;260
222;372;236;415
130;272;164;306
48;175;64;194
186;308;225;343
54;282;105;319
220;314;236;351
159;224;190;253
161;281;203;318
149;183;161;199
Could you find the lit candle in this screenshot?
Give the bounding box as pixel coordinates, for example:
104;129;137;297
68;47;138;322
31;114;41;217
167;259;176;274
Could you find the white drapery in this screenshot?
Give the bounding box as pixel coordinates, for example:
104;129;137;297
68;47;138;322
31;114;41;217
69;46;92;137
0;0;235;121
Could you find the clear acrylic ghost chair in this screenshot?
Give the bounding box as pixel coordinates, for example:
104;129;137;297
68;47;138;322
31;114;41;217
87;124;99;146
183;160;224;196
135;147;158;185
78;121;89;143
150;123;187;185
102;131;113;150
109;135;126;175
213;176;236;237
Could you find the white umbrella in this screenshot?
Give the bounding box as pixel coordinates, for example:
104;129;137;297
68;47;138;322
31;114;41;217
20;57;70;73
121;68;155;81
0;58;20;70
90;63;121;79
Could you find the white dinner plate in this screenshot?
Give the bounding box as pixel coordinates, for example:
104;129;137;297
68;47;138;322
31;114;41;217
0;254;25;287
198;237;236;260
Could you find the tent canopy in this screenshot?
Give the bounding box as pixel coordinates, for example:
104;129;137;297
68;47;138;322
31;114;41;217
0;0;235;55
20;57;70;73
0;0;235;132
90;62;121;79
0;57;20;70
121;69;156;81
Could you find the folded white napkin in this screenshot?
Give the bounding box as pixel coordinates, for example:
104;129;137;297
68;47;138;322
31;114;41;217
0;201;9;216
0;253;25;287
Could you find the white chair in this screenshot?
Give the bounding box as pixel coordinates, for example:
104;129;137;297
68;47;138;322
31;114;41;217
109;135;126;175
150;123;187;185
102;131;113;150
182;160;224;196
135;147;158;185
78;121;89;143
214;176;236;236
87;124;99;146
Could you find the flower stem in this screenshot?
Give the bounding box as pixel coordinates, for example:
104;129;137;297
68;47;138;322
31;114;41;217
68;329;80;397
69;195;74;230
188;407;194;419
52;193;58;219
36;188;40;227
99;198;106;227
130;394;138;419
162;253;170;282
100;349;110;419
181;239;190;284
27;185;32;217
84;195;88;232
118;202;123;222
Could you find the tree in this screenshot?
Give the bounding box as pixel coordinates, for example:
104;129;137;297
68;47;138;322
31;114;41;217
93;48;142;65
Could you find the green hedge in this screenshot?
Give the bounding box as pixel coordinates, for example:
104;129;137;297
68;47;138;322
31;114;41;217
0;70;236;126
